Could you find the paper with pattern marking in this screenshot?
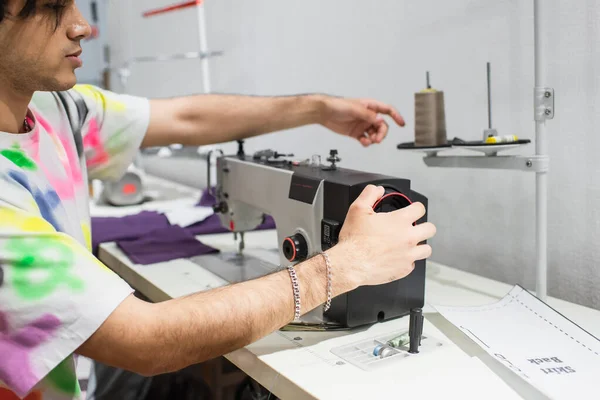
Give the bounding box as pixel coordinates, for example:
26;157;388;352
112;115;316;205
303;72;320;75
432;285;600;400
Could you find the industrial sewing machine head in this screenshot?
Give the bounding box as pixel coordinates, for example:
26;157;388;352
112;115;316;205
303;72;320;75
204;141;428;352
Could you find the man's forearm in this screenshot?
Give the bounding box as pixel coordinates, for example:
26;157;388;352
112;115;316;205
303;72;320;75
149;246;352;374
78;243;355;375
142;94;327;148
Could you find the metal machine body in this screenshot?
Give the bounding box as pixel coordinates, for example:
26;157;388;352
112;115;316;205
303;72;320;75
203;148;427;339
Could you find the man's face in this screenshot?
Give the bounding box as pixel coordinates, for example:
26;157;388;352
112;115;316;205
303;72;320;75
0;0;91;94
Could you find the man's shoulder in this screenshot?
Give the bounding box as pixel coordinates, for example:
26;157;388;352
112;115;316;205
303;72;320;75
30;86;93;115
30;90;64;122
31;90;60;107
30;89;86;138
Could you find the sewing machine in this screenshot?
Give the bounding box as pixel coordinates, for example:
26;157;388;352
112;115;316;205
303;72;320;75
195;143;428;352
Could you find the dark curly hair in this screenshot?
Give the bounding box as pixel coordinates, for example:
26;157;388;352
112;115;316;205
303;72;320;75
0;0;37;23
0;0;68;27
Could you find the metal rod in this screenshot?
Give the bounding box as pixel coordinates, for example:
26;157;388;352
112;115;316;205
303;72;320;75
121;0;135;92
426;71;431;89
195;1;212;93
142;1;198;18
487;62;492;129
534;0;548;302
126;51;222;64
141;0;212;94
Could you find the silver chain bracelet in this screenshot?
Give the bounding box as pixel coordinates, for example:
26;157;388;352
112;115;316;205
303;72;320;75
287;265;301;320
321;252;333;312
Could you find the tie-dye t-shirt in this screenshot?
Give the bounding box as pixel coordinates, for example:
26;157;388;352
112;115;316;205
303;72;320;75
0;85;150;400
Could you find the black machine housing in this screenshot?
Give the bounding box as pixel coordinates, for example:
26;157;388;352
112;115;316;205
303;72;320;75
244;149;428;329
293;165;427;328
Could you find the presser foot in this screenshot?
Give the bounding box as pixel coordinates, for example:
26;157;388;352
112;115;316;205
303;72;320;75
238;232;245;254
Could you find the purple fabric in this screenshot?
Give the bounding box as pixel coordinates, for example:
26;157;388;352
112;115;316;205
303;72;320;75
116;225;219;265
185;214;276;236
192;188;276;234
91;211;170;255
197;187;217;207
91;190;277;265
0;311;61;395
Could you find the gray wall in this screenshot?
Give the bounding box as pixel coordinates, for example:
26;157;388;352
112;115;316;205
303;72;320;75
76;0;109;86
106;0;600;310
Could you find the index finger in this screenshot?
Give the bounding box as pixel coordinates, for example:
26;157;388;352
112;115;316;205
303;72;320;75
391;202;426;223
372;119;389;143
352;184;385;212
361;99;405;127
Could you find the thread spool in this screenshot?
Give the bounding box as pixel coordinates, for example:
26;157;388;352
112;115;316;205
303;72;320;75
414;73;447;147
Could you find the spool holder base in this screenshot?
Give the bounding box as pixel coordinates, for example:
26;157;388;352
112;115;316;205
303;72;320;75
398;136;543;171
398;139;533;159
423;154;548;173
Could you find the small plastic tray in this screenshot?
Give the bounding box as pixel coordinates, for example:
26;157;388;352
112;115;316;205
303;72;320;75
330;330;444;371
397;141;453;156
452;139;531;155
398;138;531;156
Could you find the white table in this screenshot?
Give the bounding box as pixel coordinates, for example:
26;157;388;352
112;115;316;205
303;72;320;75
94;178;600;400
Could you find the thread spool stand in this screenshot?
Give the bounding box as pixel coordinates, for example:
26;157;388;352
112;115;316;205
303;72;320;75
398;0;551;301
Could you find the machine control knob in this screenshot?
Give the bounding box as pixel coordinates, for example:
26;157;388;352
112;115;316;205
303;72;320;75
372;188;412;213
212;202;228;214
372;188;418;227
237;140;245;157
321;149;341;171
327;149;340;168
283;233;308;262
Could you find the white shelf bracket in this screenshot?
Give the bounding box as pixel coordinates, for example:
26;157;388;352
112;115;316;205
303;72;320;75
534;88;555;121
423;155;549;173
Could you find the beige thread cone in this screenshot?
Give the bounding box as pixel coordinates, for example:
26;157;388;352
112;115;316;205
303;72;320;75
415;90;447;146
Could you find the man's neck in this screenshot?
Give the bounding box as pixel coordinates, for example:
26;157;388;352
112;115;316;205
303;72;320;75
0;82;34;134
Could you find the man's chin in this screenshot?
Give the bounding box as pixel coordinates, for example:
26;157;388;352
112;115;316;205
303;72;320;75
42;73;78;92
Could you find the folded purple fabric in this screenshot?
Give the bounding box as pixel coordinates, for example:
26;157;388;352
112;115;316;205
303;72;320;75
91;211;170;255
197;187;217;207
194;188;277;233
185;214;276;236
91;189;277;265
116;225;219;265
91;211;276;255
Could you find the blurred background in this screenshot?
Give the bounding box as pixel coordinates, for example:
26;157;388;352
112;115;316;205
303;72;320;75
78;0;600;310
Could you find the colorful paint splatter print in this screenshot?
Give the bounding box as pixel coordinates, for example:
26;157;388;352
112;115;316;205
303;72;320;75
0;85;150;399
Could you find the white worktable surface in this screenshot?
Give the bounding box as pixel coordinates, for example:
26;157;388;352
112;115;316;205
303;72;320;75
94;176;600;400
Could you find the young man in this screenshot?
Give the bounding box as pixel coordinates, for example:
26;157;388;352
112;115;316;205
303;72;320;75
0;1;436;399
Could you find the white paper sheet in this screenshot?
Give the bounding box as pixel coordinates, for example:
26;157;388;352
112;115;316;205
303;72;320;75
255;318;521;399
163;206;214;227
432;285;600;400
89;198;199;218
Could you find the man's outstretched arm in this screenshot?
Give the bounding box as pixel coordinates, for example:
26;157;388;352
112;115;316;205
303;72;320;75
142;94;405;148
